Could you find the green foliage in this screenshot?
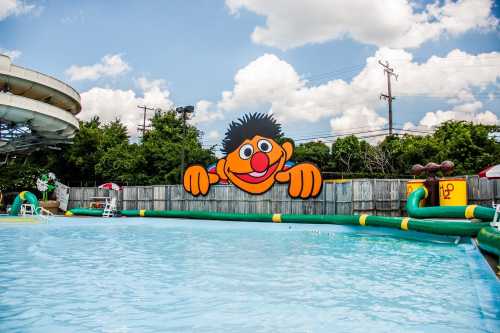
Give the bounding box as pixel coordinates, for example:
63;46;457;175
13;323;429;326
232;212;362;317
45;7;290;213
0;162;43;192
330;136;371;173
431;121;500;174
0;119;498;191
375;121;499;177
141;111;216;184
281;121;499;178
0;111;216;191
294;141;331;169
95;143;148;184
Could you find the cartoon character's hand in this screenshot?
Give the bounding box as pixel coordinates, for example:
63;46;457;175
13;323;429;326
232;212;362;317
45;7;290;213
183;165;220;196
275;163;322;199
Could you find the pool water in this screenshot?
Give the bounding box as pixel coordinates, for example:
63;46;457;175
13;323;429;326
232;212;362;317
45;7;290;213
0;218;498;332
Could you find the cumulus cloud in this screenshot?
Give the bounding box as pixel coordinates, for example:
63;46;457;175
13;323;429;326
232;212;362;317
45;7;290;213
66;54;131;81
227;0;498;50
0;48;21;60
218;54;304;112
417;101;498;128
329;107;387;132
206;130;221;141
78;77;174;137
189;100;224;125
0;0;36;20
216;48;500;136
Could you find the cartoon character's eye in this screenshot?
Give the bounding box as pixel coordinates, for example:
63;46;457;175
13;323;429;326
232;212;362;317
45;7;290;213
239;144;254;159
257;139;272;153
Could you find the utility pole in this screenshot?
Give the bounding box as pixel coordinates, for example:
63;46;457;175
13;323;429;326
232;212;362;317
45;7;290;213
176;106;194;184
379;60;398;136
137;105;155;139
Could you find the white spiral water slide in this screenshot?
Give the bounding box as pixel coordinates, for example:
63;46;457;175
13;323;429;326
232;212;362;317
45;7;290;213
0;54;80;153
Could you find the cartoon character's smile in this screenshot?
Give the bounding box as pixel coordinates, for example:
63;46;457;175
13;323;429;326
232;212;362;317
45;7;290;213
233;160;279;184
183;113;322;198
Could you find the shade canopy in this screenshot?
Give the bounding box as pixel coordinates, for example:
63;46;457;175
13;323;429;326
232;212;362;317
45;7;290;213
478;165;500;179
98;183;121;191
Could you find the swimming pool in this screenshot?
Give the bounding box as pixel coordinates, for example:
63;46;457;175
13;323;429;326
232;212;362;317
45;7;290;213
0;217;498;332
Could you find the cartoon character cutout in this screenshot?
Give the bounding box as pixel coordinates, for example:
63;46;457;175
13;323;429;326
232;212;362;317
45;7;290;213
183;113;322;198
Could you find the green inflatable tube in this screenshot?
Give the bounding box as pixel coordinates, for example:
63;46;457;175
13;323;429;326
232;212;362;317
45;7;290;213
65;208;104;217
477;227;500;257
116;209;489;237
9;191;39;216
406;187;495;221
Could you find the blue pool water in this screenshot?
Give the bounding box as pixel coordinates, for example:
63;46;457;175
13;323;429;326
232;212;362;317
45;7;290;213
0;218;498;332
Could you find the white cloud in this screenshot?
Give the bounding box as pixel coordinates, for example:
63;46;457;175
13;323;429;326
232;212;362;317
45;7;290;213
218;53;304;112
474;110;498;125
80;77;224;137
0;0;36;20
227;0;498;50
418;101;498;127
189;100;224;125
206;130;221;141
329;107;387;132
0;48;21;60
79;77;174;137
216;48;500;137
65;54;131;81
403;122;417;130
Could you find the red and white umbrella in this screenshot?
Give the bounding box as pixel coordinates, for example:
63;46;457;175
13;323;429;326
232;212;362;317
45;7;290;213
478;164;500;179
98;182;122;191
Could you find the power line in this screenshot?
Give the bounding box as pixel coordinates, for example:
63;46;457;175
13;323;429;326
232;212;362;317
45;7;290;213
294;128;390;142
393;128;433;134
398;91;499;97
289;125;389;141
302;63;365;80
298;53;499;85
318;132;390;143
306;65;366;83
201;125;436;147
202;125;392;147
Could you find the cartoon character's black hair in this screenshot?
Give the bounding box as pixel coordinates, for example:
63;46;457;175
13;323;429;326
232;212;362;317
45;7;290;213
221;113;283;155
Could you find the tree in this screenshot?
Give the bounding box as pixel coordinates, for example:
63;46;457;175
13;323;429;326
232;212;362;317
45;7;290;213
378;121;500;176
1;119;498;191
141;111;216;184
95;143;149;184
330;135;370;173
62;117;129;184
95;111;216;185
378;134;440;175
431;121;500;174
101;120;129;150
293;141;331;170
63;117;104;183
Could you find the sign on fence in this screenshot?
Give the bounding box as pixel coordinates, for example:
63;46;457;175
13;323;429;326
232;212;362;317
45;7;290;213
55;181;70;211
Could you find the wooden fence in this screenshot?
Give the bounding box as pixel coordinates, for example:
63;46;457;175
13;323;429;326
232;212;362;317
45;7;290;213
67;176;500;217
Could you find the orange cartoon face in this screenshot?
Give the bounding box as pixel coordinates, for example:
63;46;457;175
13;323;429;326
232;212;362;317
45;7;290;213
220;135;293;194
183;113;323;198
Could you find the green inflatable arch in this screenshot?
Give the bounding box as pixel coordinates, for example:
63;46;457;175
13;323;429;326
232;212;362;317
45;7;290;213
9;191;39;216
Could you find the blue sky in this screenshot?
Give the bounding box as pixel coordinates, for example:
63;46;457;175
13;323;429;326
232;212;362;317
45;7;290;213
1;0;499;149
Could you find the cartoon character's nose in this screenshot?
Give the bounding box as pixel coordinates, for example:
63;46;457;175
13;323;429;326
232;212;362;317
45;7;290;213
250;152;269;172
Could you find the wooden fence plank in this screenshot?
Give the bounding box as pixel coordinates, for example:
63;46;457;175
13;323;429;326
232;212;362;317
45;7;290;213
352;179;374;214
374;179;401;216
335;181;353;215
